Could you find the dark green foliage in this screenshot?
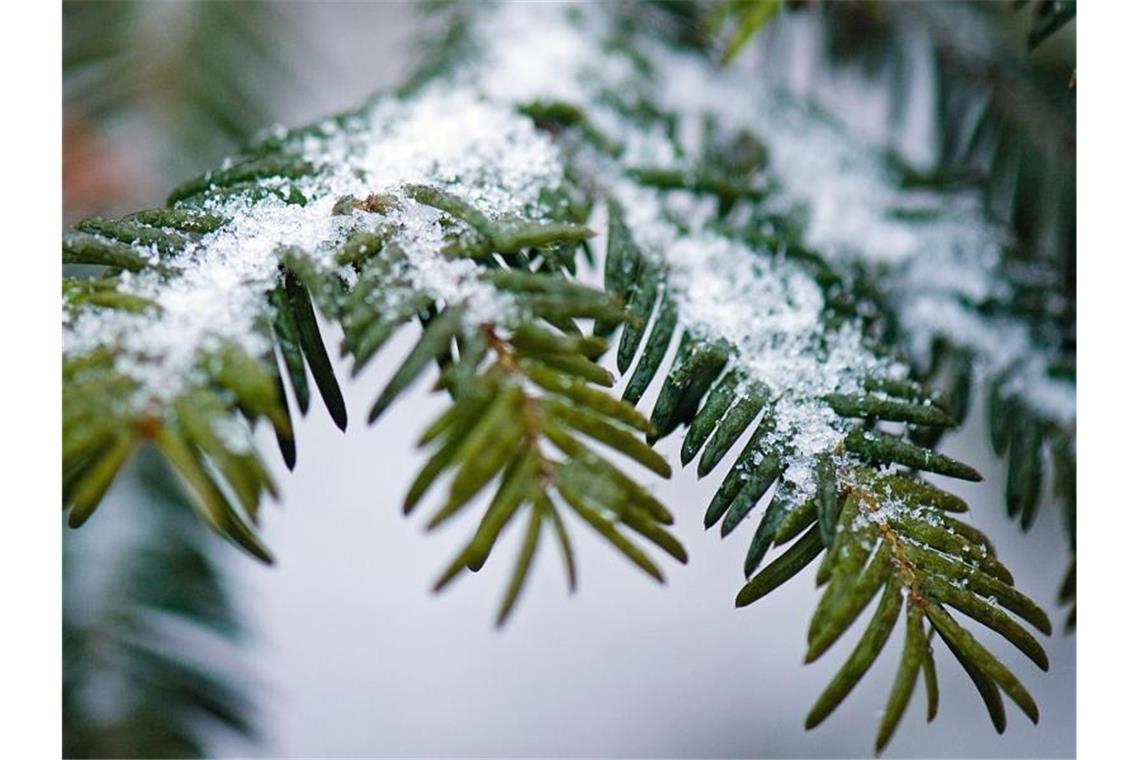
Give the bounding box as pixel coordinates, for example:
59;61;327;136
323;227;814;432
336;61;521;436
907;345;972;452
76;216;190;256
876;604;927;752
697;378;767;477
63;214;292;564
281;268;348;430
827;392;957;428
623;295;677;406
170;157;317;205
845;429;983;482
517;99;621;156
649;337;730;442
737;482;1049;752
397;325;685;625
407;184;595;261
1019;0;1077;51
153;406;275;565
814;456;840;546
624;166;768;210
736;526;824;607
989;374;1075;631
329;203;686;624
63;231;154;272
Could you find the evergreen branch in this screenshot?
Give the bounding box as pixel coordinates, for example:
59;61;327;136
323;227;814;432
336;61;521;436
595;189;1047;749
569;18;1056;745
62;6;299;756
700;0;1077;631
333;192;683;623
60;2;1066;751
61;126;682;622
736;480;1049;753
403;326;686;625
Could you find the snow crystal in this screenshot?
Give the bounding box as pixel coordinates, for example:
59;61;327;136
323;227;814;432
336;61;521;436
65;0;1072;448
579;2;1075;431
463;1;632;107
658;229;890;496
65;82;566;406
457;3;902;495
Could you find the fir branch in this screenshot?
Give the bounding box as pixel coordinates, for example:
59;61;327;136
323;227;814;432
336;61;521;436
60;2;1066;752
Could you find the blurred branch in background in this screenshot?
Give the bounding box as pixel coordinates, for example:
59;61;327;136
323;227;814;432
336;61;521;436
64;449;257;758
63;1;299;755
63;0;298;222
722;0;1076;281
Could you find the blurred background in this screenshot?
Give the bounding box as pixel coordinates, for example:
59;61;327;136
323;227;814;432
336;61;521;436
62;2;1075;757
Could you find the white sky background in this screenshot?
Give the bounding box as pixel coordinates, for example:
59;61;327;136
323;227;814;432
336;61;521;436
75;3;1076;757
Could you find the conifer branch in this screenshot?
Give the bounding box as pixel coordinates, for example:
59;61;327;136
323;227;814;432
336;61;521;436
60;2;1069;751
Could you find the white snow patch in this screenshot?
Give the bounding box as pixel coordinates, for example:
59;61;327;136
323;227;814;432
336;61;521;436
65;89;566;406
65;0;1072;445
